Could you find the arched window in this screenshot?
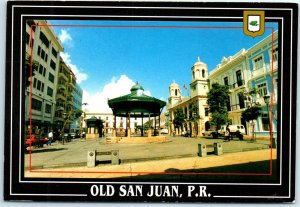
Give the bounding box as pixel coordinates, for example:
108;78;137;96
202;70;205;78
192;71;195;79
175;89;177;96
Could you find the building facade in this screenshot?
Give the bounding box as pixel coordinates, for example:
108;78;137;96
246;31;278;137
208;48;249;130
53;57;77;133
208;31;278;137
84;113;144;136
25;20;64;134
167;58;210;136
70;83;83;133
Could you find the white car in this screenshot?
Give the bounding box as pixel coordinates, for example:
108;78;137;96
160;129;169;134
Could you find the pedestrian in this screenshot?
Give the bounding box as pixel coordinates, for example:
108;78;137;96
48;130;53;146
225;126;230;142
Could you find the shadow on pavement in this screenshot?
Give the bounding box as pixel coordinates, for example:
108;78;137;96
25;148;67;154
109;160;277;183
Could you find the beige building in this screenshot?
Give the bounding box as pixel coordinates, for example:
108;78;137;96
53;57;77;132
168;57;210;136
25;20;63;133
84;113;144;136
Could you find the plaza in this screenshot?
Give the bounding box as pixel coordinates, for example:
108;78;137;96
24;135;276;180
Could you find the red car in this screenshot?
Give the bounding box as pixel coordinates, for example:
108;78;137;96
24;134;49;149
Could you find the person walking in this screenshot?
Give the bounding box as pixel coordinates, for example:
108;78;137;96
225;125;231;142
48;130;53;146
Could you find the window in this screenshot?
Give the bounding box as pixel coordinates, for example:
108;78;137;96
33;78;37;88
39;31;49;47
52;48;58;58
36;80;41;90
41;49;45;59
205;108;209;117
43;68;46;77
38;64;43;75
32;98;42;111
47;87;53;97
37;46;41;55
25;32;30;45
272;47;279;62
202;70;205;78
257;82;268;97
253;56;263;69
41;83;44;92
224;77;229;86
48;72;54;83
45;104;51;114
236;70;243;86
50;60;56;70
261;113;270;131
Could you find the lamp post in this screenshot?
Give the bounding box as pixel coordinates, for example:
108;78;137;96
80;103;88;139
263;95;276;148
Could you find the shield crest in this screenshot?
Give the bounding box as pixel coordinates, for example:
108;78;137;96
243;11;265;37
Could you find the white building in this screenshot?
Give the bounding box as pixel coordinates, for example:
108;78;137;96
168;57;210;136
25;20;64;133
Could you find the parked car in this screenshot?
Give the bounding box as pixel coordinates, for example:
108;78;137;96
161;129;169;134
24;134;49;149
218;125;245;140
202;130;214;136
182;130;191;137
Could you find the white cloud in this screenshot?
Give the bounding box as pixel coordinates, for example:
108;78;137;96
58;29;72;44
60;52;88;84
82;75;151;113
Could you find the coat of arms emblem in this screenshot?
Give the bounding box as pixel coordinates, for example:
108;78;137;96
243;11;265;37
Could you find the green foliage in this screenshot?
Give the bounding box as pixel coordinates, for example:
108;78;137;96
173;108;186;129
188;102;200;123
240;88;262;122
241;105;262;122
207;83;230;129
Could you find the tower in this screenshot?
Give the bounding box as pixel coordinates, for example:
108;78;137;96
168;80;181;106
190;56;209;97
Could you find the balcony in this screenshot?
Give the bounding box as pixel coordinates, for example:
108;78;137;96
56;93;66;101
230;104;246;112
228;80;245;90
56;105;64;111
58;84;66;90
58;72;68;81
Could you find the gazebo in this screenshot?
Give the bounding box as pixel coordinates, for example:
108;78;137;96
85;116;104;139
108;82;166;138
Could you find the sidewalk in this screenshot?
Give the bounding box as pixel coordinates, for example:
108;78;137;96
25;149;276;179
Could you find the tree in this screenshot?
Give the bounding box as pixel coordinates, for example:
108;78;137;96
173;108;185;132
240;88;262;141
207;83;230;136
188;102;200;136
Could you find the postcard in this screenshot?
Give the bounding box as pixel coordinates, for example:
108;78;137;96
4;0;297;203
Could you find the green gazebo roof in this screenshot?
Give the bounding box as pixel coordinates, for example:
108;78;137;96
108;83;166;117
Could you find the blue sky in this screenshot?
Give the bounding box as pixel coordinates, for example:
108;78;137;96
49;20;278;112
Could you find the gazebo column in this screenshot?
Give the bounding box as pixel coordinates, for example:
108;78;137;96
141;114;144;137
158;113;161;136
113;115;116;137
127;112;131;138
148;113;152;137
154;116;157;136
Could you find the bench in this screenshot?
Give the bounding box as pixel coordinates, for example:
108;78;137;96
198;143;223;157
87;150;119;167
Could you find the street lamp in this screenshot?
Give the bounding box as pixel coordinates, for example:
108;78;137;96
80;103;88;139
263;95;276;148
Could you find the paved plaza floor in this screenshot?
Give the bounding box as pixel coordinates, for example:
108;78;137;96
25;135;273;170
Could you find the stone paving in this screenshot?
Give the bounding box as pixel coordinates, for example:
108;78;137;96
25;135;272;170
